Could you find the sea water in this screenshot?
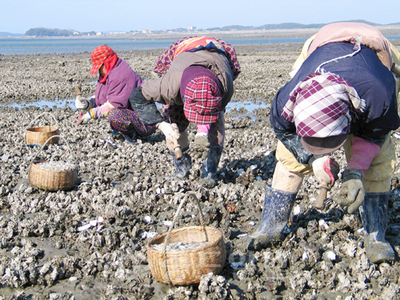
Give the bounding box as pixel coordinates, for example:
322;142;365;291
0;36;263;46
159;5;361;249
3;99;268;120
0;36;312;55
2;35;400;55
0;36;281;113
0;38;178;55
2;34;400;112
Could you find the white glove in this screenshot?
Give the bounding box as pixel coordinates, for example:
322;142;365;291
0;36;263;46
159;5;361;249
312;156;340;186
77;112;92;124
157;121;180;142
75;96;90;110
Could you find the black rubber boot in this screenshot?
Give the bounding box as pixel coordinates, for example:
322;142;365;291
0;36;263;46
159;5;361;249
171;152;192;180
199;145;223;188
359;193;395;263
122;129;137;144
111;129;137;144
247;186;296;251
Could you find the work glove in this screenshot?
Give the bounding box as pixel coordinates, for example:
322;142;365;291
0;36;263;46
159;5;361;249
157;121;180;142
75;96;90;110
77;112;92;125
311;156;340;186
337;169;365;213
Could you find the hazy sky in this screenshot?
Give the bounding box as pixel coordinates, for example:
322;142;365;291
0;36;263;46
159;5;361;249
2;0;399;34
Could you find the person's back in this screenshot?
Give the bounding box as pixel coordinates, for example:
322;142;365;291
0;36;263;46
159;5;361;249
271;42;399;140
94;57;143;109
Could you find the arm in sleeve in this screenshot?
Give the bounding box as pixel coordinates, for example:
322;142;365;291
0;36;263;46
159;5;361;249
140;78;165;104
104;76;134;109
346;136;381;175
141;71;183;105
89;101;115;119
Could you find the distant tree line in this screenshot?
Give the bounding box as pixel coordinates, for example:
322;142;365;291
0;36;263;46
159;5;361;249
22;20;396;38
24;28;96;37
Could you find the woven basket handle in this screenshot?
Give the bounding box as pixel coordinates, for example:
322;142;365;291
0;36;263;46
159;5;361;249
27;134;76;179
25;112;59;132
24;112;60;152
29;134;74;162
27;134;60;181
29;135;61;164
162;192;208;285
25;111;74;162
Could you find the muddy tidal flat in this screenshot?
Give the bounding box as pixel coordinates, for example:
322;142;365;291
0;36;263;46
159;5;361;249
1;41;400;300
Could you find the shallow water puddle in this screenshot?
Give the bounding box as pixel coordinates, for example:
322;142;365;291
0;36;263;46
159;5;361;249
2;99;75;109
2;98;269;118
225;100;268;113
27;237;69;259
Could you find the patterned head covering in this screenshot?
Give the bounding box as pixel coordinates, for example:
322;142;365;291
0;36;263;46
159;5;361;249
183;75;222;125
153;36;241;80
90;45;116;76
282;72;366;154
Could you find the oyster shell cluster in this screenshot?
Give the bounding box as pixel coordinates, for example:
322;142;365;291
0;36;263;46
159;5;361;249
35;161;77;171
0;41;400;299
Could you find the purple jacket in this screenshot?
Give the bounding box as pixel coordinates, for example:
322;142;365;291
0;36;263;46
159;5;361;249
92;58;142;118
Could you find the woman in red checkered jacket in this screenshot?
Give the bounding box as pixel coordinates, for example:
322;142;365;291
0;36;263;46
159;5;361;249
128;37;241;187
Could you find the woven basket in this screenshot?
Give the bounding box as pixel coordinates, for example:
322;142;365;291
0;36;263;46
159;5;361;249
25;112;60;146
26;126;60;145
146;193;226;285
29;160;78;191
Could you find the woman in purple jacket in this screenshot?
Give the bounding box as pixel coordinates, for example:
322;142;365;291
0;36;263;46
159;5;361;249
75;45;157;142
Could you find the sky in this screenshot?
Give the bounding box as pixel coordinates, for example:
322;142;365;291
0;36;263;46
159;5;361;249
2;0;400;34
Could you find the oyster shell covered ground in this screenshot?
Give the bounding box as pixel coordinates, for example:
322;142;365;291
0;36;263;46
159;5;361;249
1;42;400;299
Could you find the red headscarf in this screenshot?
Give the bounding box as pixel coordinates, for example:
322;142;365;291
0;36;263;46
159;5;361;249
90;45;118;82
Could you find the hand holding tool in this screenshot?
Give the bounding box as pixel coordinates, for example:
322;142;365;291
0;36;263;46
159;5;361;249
313;182;329;209
158;122;182;160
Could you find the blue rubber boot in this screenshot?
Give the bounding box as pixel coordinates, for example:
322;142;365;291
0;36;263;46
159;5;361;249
247;186;296;251
199;145;223;188
359;193;395;263
171;151;192;180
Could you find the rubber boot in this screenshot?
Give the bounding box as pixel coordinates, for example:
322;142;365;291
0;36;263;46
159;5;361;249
111;129;137;144
170;151;192;180
359;193;395;263
122;129;137;144
247;186;297;251
245;161;303;251
199;145;223;188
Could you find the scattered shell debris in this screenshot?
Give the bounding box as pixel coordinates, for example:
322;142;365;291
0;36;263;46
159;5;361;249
77;216;104;232
140;231;158;239
36;161;77;171
162;220;173;227
151;241;210;252
1;43;400;299
143;216;152;223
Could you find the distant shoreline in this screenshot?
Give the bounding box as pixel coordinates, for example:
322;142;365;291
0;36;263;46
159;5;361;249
1;29;320;40
4;25;400;40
